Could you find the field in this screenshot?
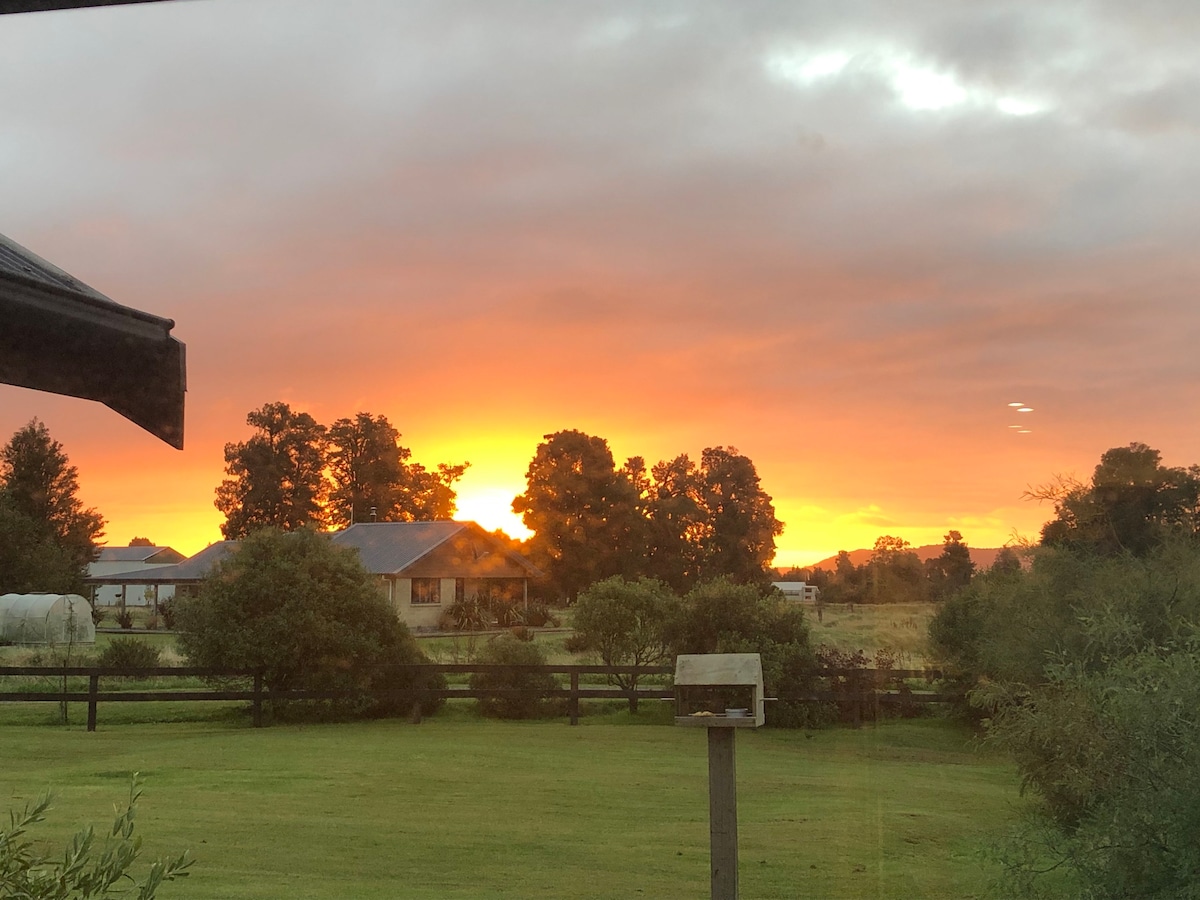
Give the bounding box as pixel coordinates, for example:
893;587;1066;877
808;602;940;668
0;711;1023;899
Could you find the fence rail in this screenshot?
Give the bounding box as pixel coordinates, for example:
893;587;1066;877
0;665;950;731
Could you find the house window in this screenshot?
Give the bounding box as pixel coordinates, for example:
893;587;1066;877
455;578;465;603
411;578;441;605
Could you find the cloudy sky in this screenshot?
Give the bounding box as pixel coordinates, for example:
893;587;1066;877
3;0;1198;565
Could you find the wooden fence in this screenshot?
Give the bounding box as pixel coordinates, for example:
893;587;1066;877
0;665;949;732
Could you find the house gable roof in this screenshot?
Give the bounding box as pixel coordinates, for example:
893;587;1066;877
88;541;239;584
332;521;541;577
94;546;185;565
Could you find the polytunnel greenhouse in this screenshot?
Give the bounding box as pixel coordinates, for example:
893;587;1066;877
0;593;95;645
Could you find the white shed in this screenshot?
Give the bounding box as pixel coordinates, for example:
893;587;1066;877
0;593;96;645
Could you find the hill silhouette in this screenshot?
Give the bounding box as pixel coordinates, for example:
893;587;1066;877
798;545;1002;572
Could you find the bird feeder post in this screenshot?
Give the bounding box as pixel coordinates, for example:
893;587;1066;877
674;653;766;900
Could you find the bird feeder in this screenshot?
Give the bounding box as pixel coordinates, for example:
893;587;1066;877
674;653;765;900
674;652;765;728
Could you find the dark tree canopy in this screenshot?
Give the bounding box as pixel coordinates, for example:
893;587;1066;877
512;430;644;601
513;432;785;600
0;419;104;591
925;530;976;601
214;402;329;539
697;446;784;587
1036;442;1200;556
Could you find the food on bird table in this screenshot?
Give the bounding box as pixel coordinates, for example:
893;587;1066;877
690;710;716;717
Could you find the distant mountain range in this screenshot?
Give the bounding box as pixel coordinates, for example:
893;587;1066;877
798;545;1003;572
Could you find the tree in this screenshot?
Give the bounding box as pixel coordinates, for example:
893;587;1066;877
175;528;440;714
0;496;81;593
1035;443;1200;556
512;430;644;601
925;530;976;601
0;419;104;591
646;454;709;592
696;446;783;587
866;535;926;603
214;402;328;539
326;412;469;528
129;536;155;547
566;576;680;709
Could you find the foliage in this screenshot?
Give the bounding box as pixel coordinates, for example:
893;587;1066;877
468;634;557;719
326;412;468;529
96;638;162;671
671;578;818;727
929;541;1200;688
695;446;783;587
0;420;104;594
158;599;176;631
513;431;784;600
115;608;134;630
982;629;1200;899
513;430;645;601
566;576;679;705
175;528;438;716
925;531;976;601
213;402;329;539
0;496;82;594
0;777;191;899
1033;442;1200;557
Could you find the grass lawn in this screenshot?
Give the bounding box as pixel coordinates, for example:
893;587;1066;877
0;711;1022;899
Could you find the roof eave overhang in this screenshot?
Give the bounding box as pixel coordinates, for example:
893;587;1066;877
0;257;186;449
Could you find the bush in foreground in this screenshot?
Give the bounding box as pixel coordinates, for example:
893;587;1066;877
0;776;191;898
176;527;441;717
97;637;162;670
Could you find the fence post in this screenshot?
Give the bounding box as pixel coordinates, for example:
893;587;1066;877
252;670;263;728
87;674;99;732
569;670;579;726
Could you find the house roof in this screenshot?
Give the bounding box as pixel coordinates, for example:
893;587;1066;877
0;231;186;449
332;521;541;577
89;523;541;585
88;541;239;584
94;546;184;564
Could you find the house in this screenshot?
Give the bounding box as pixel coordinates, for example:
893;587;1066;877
85;542;239;609
86;523;541;632
331;521;542;631
87;545;186;607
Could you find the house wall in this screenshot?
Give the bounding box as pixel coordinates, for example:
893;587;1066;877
384;576;453;631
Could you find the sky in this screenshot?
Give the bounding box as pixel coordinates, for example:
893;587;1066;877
2;0;1198;566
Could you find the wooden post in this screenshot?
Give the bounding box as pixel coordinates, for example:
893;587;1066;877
708;728;738;900
409;698;423;725
569;670;580;726
87;674;99;732
252;670;263;728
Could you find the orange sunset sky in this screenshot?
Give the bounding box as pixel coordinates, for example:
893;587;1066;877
3;2;1198;566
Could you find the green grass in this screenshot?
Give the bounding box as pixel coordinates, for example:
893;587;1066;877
0;714;1023;899
811;602;939;667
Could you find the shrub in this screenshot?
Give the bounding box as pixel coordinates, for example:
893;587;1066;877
569;576;678;710
159;598;177;630
0;776;191;898
90;605;105;627
176;528;438;720
97;637;162;670
672;577;819;727
115;608;134;630
469;634;556;719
